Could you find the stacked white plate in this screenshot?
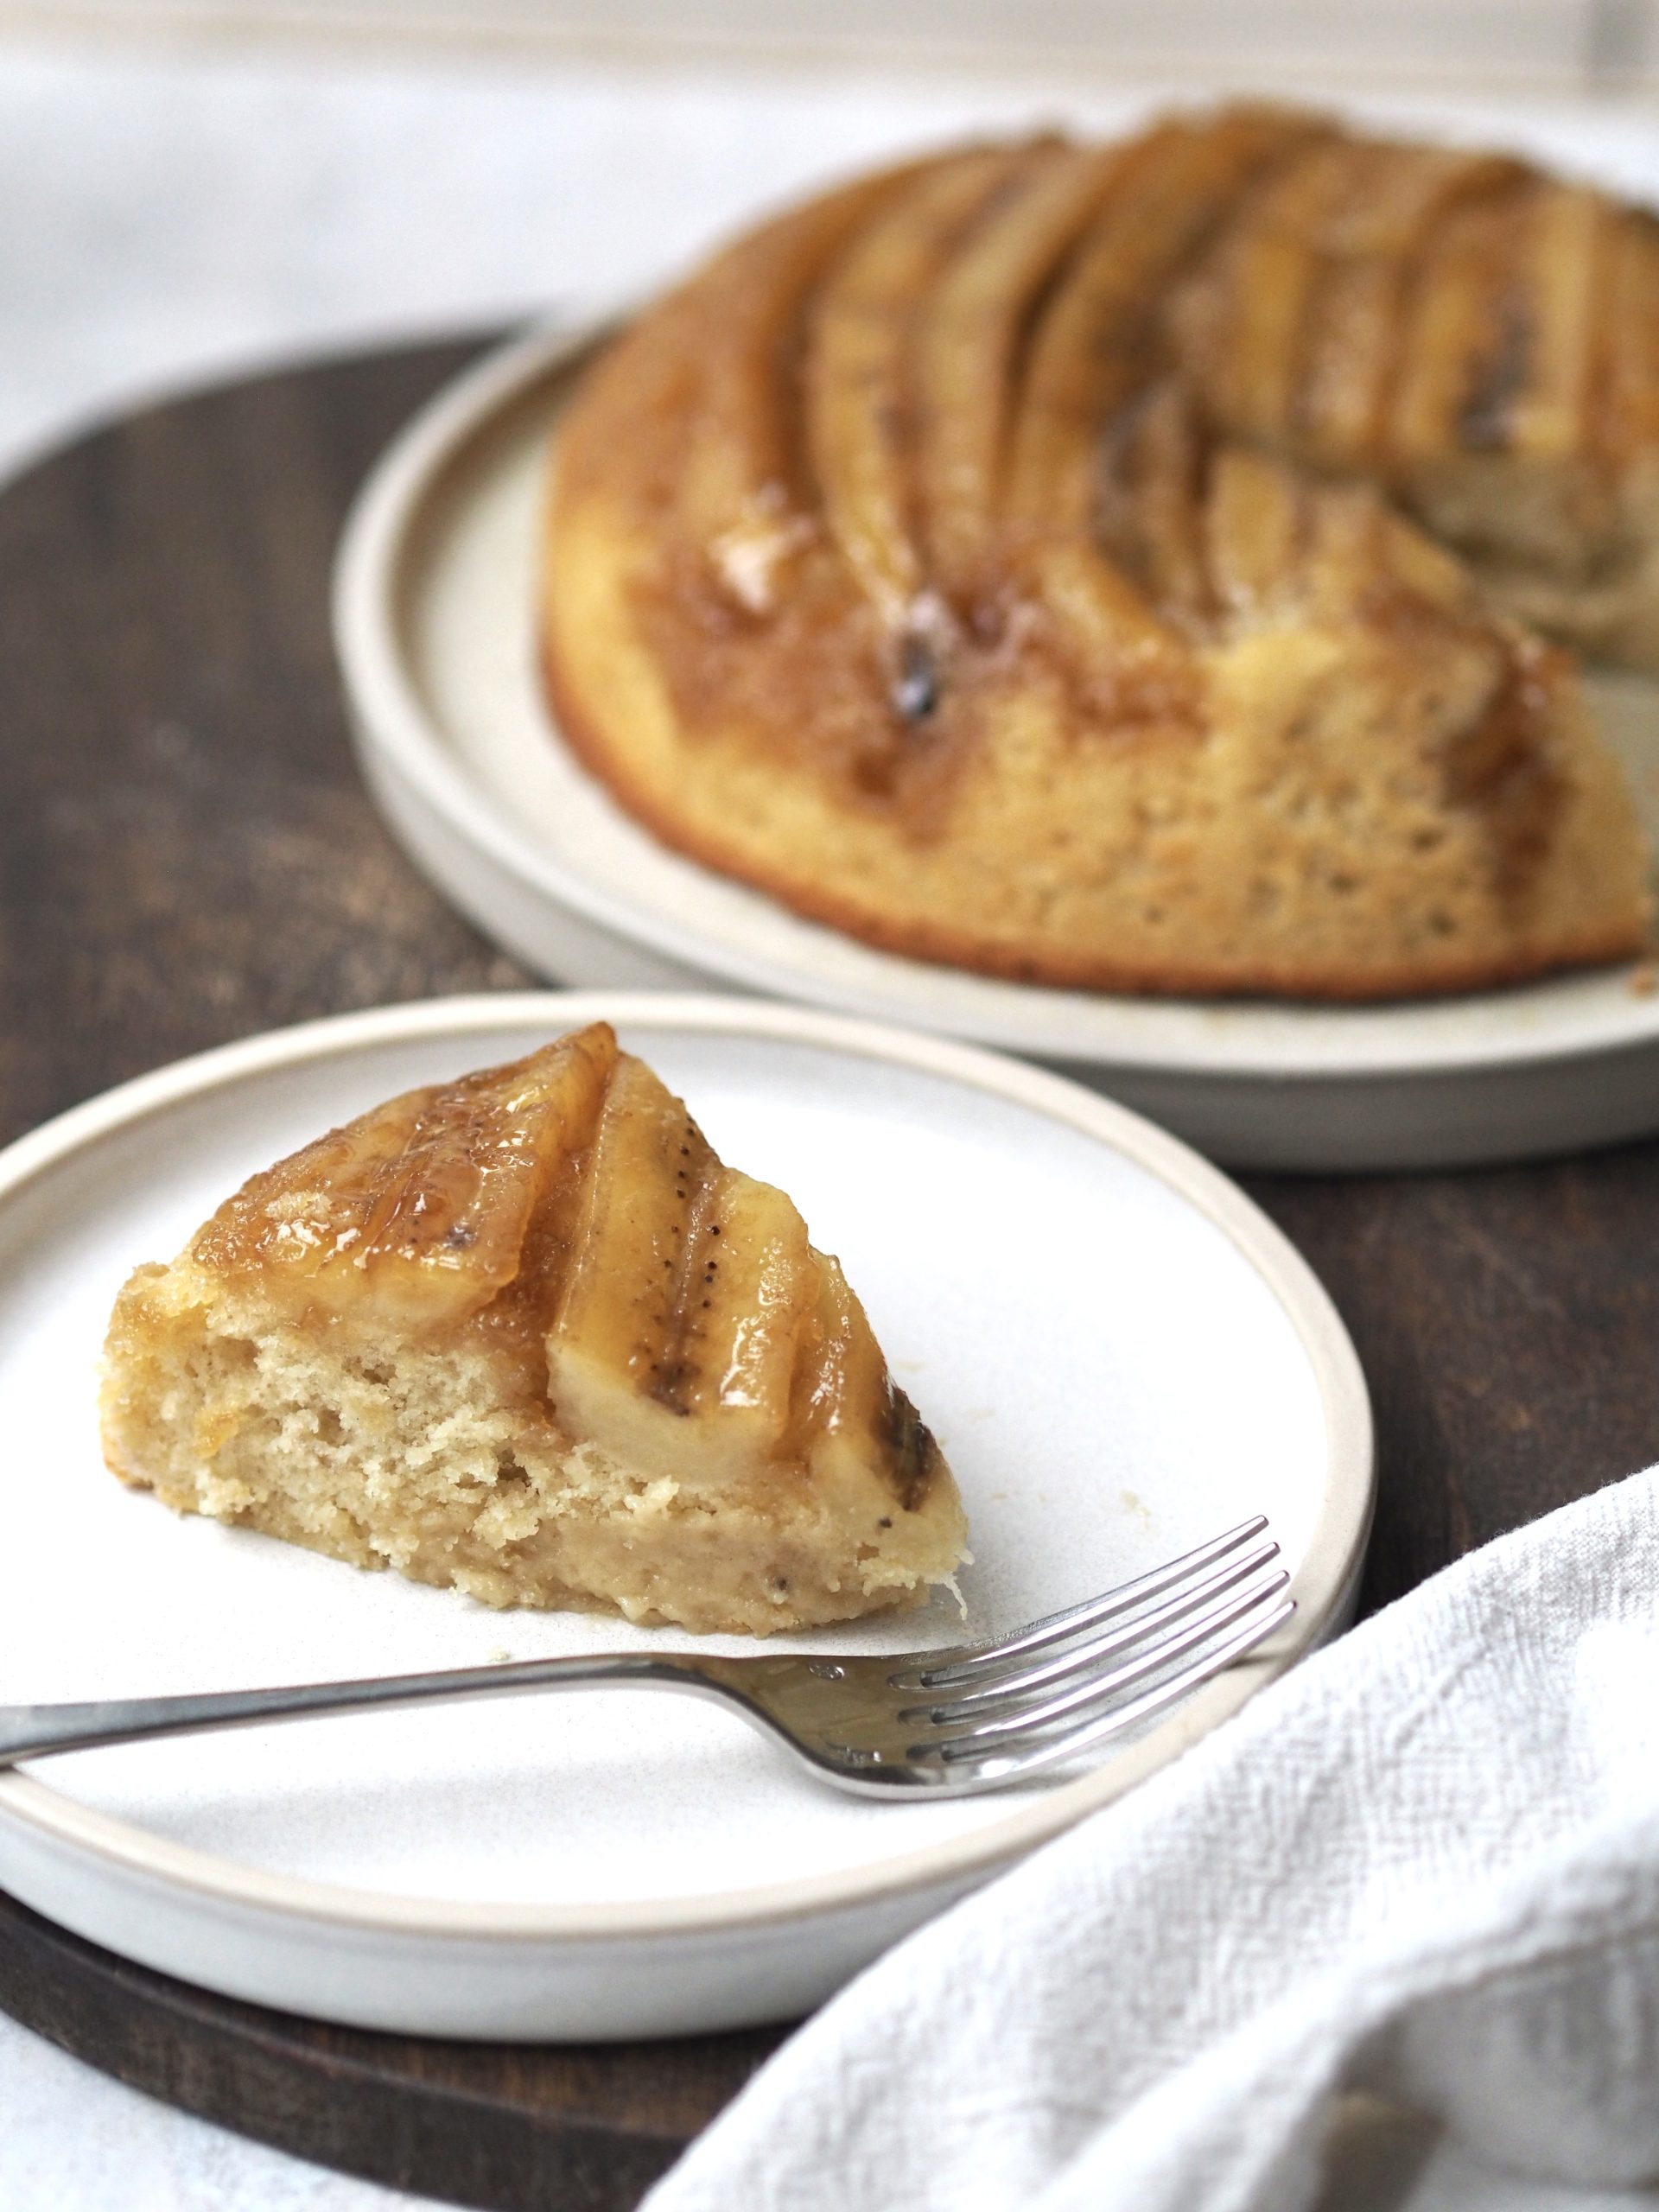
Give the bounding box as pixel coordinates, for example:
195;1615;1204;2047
0;994;1370;2037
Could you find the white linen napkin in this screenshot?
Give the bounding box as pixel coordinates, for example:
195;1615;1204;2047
645;1465;1659;2212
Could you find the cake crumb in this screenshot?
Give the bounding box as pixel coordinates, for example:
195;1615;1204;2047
1628;960;1658;997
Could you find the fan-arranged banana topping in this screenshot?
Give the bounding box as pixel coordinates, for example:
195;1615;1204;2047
191;1024;945;1510
543;109;1653;999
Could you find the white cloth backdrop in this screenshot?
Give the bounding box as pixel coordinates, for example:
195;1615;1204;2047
10;35;1659;486
0;36;1152;486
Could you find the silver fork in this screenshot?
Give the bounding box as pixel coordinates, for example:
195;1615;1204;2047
0;1518;1292;1799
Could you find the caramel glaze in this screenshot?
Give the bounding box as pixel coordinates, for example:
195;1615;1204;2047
874;1382;949;1514
193;1027;943;1516
576;109;1659;900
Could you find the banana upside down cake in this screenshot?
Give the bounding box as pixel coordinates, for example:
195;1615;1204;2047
542;107;1656;999
100;1026;968;1635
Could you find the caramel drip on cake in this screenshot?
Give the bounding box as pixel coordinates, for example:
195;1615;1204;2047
542;105;1654;999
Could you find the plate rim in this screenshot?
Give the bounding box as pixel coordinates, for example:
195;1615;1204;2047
333;325;1659;1086
0;989;1371;1942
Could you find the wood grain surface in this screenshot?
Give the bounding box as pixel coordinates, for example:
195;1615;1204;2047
0;334;1656;2209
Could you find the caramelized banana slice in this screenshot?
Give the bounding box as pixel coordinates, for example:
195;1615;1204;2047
673;164;927;556
558;159;932;620
1603;213;1659;463
913;143;1124;602
1388;187;1526;462
796;1255;944;1516
1292;149;1520;466
546;1053;816;1484
1503;182;1607;461
1006;116;1307;699
1096;382;1211;620
192;1025;616;1326
545;1051;715;1426
1184;135;1367;443
1008;118;1291;530
804;147;1025;629
1205;446;1307;620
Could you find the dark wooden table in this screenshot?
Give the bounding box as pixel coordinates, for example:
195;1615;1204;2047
0;334;1656;2209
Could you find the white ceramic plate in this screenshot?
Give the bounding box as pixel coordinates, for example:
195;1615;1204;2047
334;329;1659;1173
0;993;1368;2039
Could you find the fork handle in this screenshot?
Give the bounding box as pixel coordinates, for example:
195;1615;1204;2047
0;1650;742;1768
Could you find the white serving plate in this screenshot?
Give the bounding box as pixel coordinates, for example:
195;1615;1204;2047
0;993;1368;2039
334;327;1659;1173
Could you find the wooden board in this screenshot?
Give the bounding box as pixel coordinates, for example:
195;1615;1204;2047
0;1888;779;2209
0;333;1656;2208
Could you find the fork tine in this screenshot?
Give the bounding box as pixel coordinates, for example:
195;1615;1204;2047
897;1514;1269;1688
931;1593;1297;1785
904;1538;1281;1718
907;1567;1291;1754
